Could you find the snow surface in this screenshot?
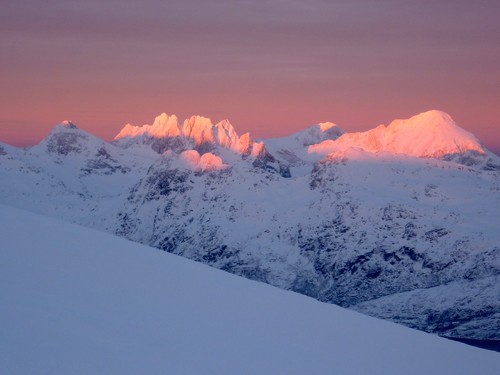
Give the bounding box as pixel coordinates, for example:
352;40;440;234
1;204;499;375
309;110;485;158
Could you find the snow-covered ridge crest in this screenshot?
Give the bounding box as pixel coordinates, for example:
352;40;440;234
115;113;254;155
117;113;182;139
309;110;486;158
265;121;343;151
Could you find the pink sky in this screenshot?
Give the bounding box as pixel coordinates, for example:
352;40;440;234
1;1;499;154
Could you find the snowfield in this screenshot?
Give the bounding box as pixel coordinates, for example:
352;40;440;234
1;204;499;375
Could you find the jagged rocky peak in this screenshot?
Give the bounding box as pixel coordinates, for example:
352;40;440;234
115;113;181;140
151;113;181;138
38;120;89;155
114;112;260;157
32;120;110;157
115;123;143;139
182;115;217;146
318;121;343;139
214;119;240;150
251;141;270;159
250;140;290;176
309;110;486;159
238;132;253;155
47;120;80;134
59;120;78;129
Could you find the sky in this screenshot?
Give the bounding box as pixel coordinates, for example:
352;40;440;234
1;0;500;153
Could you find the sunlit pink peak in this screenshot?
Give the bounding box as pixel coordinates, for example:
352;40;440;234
317;122;343;140
309;110;485;158
319;122;337;132
115;113;249;153
151;113;181;137
215;119;239;147
48;120;84;136
385;110;459;137
250;141;267;158
181;115;216;145
115;123;137;138
60;120;77;129
382;109;484;156
50;120;78;133
238;132;253;155
216;119;233;130
179;150;229;172
115;113;180;139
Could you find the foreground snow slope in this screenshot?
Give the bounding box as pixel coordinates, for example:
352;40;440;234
0;205;499;375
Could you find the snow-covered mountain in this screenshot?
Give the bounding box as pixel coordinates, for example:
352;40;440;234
309;110;485;158
1;110;499;342
115;112;257;156
3;204;499;374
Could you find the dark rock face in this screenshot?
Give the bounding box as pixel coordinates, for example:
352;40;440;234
81;148;131;175
144;169;192;201
151;136;190;154
46;132;86;155
443;150;500;171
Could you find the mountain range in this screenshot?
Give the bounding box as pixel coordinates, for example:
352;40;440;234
1;109;498;341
